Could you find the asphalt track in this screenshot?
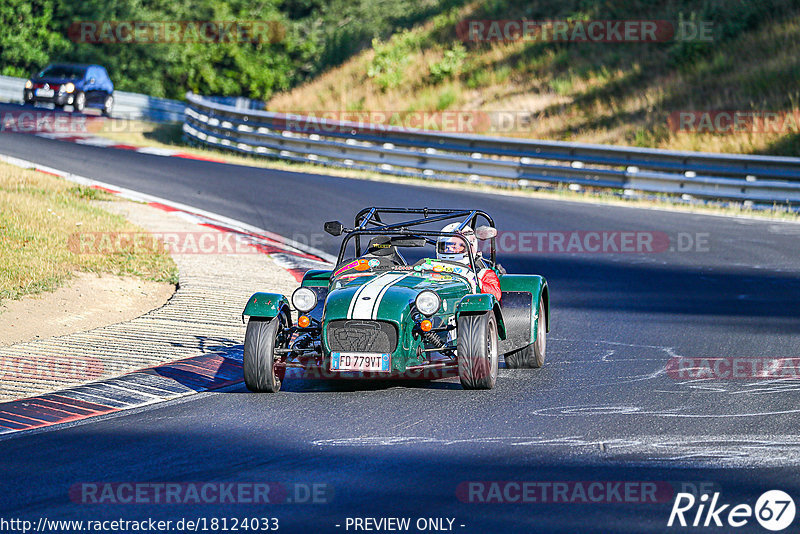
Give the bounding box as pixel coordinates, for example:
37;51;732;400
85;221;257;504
1;120;800;532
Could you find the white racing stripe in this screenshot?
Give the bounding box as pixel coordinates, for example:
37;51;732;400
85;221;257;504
349;273;409;320
346;277;373;319
370;274;409;319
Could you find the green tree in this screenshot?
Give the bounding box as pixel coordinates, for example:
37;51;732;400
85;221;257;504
0;0;70;77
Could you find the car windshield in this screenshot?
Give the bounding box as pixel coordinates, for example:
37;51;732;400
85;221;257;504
38;65;86;79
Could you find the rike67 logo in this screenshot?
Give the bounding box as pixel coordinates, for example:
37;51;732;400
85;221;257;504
668;490;795;531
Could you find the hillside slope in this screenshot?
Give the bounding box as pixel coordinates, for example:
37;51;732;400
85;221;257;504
268;0;800;156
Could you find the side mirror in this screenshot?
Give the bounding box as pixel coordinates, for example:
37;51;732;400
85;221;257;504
89;78;96;84
324;221;344;236
475;225;497;240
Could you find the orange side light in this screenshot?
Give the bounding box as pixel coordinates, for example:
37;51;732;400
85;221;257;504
298;315;311;328
420;320;432;332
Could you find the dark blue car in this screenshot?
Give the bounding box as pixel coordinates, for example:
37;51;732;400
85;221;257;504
24;64;114;116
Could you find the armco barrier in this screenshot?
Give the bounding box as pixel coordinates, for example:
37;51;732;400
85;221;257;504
183;92;800;205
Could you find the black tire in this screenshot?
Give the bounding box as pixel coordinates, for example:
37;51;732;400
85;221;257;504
102;95;114;117
457;311;499;390
504;298;546;369
73;91;86;113
243;315;287;392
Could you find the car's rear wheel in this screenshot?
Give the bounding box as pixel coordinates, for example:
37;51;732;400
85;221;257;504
73;91;86;113
504;297;546;369
102;95;114;116
457;311;498;389
243;315;288;392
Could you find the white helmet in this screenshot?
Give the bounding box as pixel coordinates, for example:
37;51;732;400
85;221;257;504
437;223;478;263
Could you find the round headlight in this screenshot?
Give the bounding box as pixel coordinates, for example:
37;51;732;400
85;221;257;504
25;80;32;89
63;82;75;93
415;291;441;317
292;287;317;313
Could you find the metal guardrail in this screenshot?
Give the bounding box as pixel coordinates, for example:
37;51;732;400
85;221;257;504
109;91;185;123
0;76;26;101
184;92;800;205
0;75;184;123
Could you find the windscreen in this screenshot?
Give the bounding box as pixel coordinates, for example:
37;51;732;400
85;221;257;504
38;65;86;79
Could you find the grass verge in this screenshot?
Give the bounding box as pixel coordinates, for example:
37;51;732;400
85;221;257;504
0;161;178;303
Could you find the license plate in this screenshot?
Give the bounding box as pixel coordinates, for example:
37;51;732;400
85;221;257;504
35;89;54;97
330;352;390;372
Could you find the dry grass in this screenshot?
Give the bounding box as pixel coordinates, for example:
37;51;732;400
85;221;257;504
267;1;800;157
0;162;177;302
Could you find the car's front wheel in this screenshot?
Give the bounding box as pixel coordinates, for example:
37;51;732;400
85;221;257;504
504;297;546;369
457;311;499;389
73;91;86;113
243;315;288;392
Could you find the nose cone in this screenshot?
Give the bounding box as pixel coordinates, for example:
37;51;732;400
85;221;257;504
323;285;361;319
325;276;417;321
366;285;418;321
326;271;473;321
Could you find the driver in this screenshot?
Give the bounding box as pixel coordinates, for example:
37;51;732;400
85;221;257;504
436;223;501;301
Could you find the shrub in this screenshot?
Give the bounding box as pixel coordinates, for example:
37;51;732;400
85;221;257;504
429;43;467;84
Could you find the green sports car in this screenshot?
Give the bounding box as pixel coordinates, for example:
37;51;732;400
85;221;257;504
242;207;549;391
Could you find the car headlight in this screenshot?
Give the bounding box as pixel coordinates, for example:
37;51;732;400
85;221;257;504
415;291;441;317
62;83;75;93
25;80;32;89
291;287;317;313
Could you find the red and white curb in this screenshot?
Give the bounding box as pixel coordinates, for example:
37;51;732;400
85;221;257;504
0;351;245;436
32;131;229;162
0;153;334;435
